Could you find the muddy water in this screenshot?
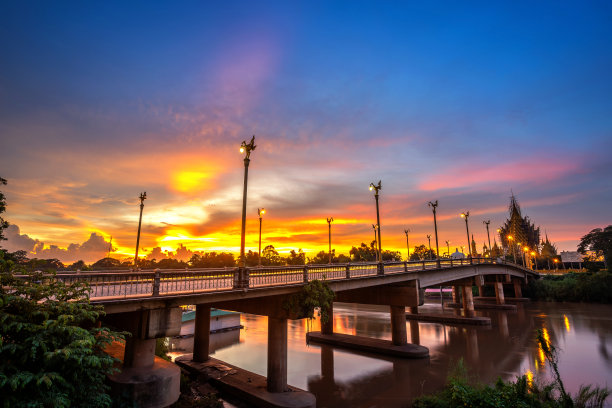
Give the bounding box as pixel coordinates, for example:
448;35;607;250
170;301;612;407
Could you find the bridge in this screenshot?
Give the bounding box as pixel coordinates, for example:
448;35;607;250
53;258;537;408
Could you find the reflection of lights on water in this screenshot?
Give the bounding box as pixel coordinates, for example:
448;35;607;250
538;347;546;365
564;315;571;332
543;328;551;346
525;370;534;388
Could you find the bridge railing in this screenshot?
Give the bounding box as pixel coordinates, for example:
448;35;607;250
17;257;520;300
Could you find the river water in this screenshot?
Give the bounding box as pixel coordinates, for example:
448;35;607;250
171;301;612;407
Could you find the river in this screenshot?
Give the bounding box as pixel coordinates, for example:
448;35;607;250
170;301;612;407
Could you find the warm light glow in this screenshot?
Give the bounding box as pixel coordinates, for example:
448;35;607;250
460;213;465;218
554;259;559;263
369;185;373;191
173;171;210;193
531;251;536;256
240;146;245;153
525;370;534;388
524;246;529;252
564;315;571;332
508;235;513;240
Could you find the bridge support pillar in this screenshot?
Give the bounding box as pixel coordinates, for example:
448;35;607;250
193;304;211;362
513;279;523;298
390;305;408;346
124;337;156;368
477;284;484;297
461;285;475;318
495;282;505;305
409;321;420;345
321;303;334;335
267;317;288;393
409;306;418;314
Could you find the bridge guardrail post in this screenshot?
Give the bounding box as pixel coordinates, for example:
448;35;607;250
422;261;426;270
243;268;250;288
303;266;309;283
233;268;242;289
377;262;384;276
153;269;160;296
404;261;408;273
346;264;350;279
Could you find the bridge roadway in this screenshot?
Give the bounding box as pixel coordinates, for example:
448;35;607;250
54;258;537;408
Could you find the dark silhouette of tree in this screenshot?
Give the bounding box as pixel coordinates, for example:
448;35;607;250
189;252;236;268
91;257;122;269
578;226;612;270
349;241;378;262
67;260;89;271
0;177;8;243
410;244;435;261
261;245;284;266
285;249;305;265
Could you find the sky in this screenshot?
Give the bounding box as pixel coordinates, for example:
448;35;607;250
1;1;611;263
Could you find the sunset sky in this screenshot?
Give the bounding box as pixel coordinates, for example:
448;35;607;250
1;2;611;263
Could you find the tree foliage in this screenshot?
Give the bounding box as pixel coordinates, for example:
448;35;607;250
189;252;236;268
578;226;612;270
283;280;335;323
0;268;125;407
410;244;436;261
349;241;378;262
0;177;8;243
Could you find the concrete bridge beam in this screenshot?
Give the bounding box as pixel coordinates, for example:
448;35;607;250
193;304;211;362
267;317;288;393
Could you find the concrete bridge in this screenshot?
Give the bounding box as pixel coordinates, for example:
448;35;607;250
54;258;537;408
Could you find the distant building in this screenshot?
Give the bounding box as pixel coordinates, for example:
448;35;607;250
451;248;465;259
560;251;582;263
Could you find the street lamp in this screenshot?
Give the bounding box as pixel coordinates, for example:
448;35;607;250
507;235;517;264
372;224;379;262
369;181;382;267
327;217;334;264
523;246;529;268
483;220;491;257
554;258;559;272
404;229;410;261
239;136;256;269
428;200;440;261
427;234;432;260
134;192;147;267
258;208;265;266
531;251;537;271
460;212;471;257
445;240;450;258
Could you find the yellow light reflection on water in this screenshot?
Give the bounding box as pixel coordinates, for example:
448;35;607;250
525;369;534;388
564;315;571;332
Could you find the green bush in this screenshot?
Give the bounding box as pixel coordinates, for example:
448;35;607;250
0;269;125;407
525;271;612;303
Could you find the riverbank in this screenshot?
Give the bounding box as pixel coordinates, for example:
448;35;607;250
526;270;611;303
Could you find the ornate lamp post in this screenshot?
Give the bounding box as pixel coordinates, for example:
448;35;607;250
372;224;379;262
445;240;450;258
427;234;432;260
460;212;471;257
369;181;382;268
258;208;265;266
327;217;334;264
483;220;491;256
404;229;410;260
523;246;529;267
239;136;256;269
428;200;440;262
134;192;146;267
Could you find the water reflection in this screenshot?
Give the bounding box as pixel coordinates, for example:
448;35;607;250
170;301;612;407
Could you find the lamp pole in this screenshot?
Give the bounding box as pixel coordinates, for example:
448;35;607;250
327;217;334;264
446;240;450;258
258;208;265;266
369;181;382;267
428;200;440;261
460;212;471;257
404;229;410;260
483;220;491;256
134;192;146;267
427;234;432;260
372;224;379;262
239;136;256;269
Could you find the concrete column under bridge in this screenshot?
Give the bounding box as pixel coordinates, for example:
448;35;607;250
495;281;505;305
193;304;211;362
103;308;182;408
268;317;288;393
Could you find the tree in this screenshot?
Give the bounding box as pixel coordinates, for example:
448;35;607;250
286;249;306;265
410;245;436;261
67;260;90;271
262;245;284;266
0;177;8;243
578;226;612;270
349;241;378;262
91;257;122;269
0;268;124;407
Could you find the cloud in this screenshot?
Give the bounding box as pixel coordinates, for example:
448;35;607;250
2;224;111;263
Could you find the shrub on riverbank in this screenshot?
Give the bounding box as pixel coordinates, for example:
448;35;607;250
413;330;610;408
525;271;612;303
